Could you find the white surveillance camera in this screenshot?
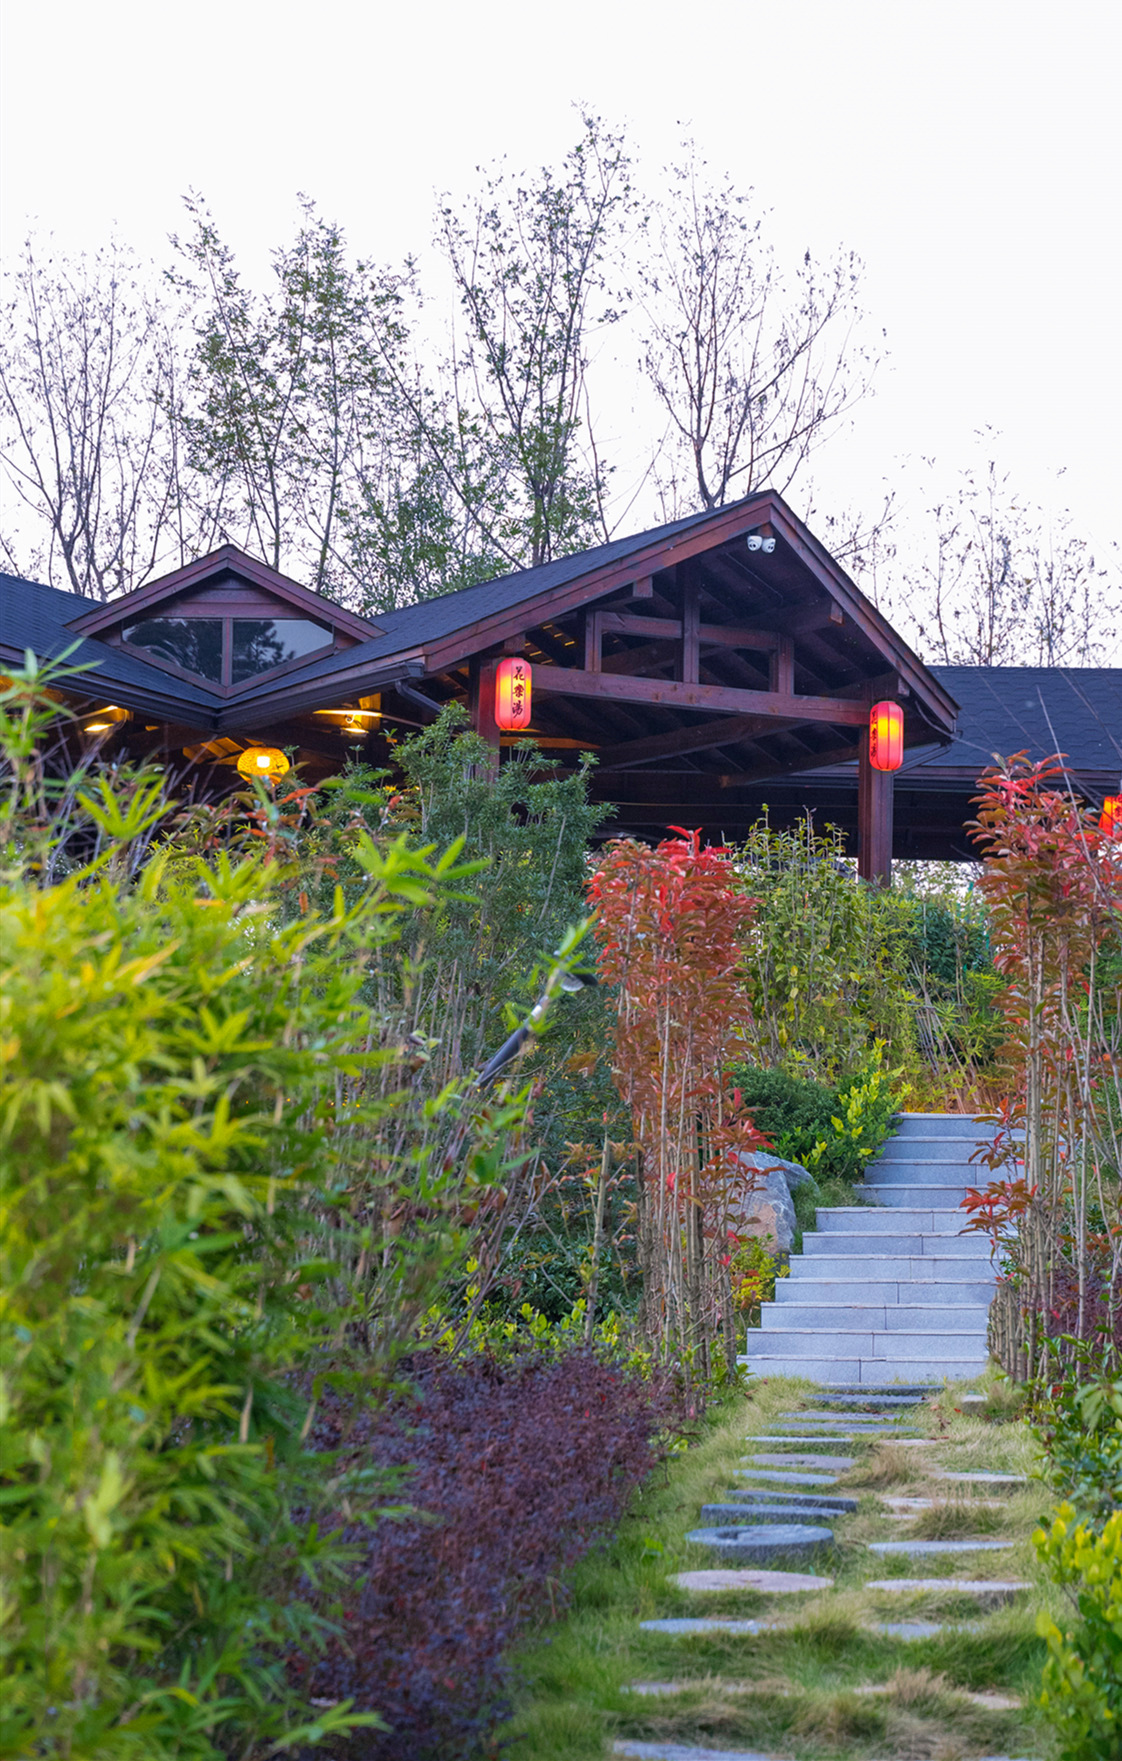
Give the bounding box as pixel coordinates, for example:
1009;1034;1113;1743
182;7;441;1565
761;537;776;554
746;535;763;552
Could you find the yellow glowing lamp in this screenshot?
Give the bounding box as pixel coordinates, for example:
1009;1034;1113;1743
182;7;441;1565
1101;796;1121;835
236;746;290;781
495;656;532;731
83;704;128;734
868;700;904;772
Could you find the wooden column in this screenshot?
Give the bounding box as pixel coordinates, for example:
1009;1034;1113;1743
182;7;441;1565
681;580;700;684
469;656;501;774
857;727;893;885
583;608;603;672
769;634;794;695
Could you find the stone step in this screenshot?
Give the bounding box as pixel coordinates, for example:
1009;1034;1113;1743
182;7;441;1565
774;1276;995;1306
816;1206;969;1233
816;1383;942;1396
783;1253;996;1280
747;1329;987;1359
802;1232;989;1258
856;1184;976;1210
868;1159;983;1180
874;1141;991;1163
891;1113;997;1138
760;1303;990;1333
739;1355;987;1383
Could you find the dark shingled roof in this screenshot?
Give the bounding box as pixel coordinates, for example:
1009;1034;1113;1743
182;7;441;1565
1;506;721;707
0;572;219;710
921;666;1122;779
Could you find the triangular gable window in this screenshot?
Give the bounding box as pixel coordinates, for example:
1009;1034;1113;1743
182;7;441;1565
69;547;380;697
119;598;334;688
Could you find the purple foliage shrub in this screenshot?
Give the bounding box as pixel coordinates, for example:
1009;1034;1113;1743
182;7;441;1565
298;1349;681;1759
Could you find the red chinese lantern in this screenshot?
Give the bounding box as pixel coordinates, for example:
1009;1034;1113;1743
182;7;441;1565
494;656;532;731
1101;796;1121;835
868;700;904;772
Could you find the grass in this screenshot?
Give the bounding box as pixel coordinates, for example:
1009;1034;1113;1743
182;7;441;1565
501;1369;1060;1760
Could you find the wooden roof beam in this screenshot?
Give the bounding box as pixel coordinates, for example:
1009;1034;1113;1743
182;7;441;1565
531;667;869;726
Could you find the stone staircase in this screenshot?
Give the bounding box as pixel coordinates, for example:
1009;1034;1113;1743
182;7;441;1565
739;1114;996;1386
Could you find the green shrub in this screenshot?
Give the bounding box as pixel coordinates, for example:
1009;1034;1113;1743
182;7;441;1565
0;759;506;1754
732;1053;900;1186
1035;1504;1122;1759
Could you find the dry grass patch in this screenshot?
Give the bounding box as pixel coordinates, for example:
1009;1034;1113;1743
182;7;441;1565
905;1497;1009;1539
843;1441;935;1489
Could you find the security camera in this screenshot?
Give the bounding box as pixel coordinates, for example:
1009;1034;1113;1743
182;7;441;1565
746;535;763;552
761;537;776;554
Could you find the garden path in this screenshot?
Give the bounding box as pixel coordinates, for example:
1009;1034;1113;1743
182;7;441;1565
507;1374;1049;1761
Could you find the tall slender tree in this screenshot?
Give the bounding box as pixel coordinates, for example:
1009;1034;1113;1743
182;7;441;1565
0;237;203;599
635;148;878;517
428;111;633;569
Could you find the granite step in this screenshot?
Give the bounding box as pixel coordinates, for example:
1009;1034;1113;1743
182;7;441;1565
760;1304;989;1332
772;1277;996;1305
740;1356;987;1384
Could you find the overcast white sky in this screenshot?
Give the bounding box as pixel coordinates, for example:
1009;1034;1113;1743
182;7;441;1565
2;0;1120;579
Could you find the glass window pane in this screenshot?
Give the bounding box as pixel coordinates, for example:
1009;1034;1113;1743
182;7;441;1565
122;617;224;682
231;619;330;683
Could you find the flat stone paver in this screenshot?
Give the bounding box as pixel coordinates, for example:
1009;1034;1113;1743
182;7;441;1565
781;1411;915;1424
880;1495;1003;1513
868;1537;1014;1556
614;1743;778;1761
733;1467;839;1487
674;1568;833;1593
938;1470;1027;1485
808;1392;925;1406
639;1617;777;1635
866;1577;1031;1598
701;1502;833;1527
744;1451;855;1469
689;1523;833;1563
870;1620;981;1638
728;1488;858;1514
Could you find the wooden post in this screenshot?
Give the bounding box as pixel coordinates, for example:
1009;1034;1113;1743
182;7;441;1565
681;580;700;684
769;635;794;695
469;656;501;775
583;608;603;673
858;726;893;885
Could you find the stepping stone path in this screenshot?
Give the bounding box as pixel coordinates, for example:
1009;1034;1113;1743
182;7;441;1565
687;1522;834;1564
673;1568;833;1593
618;1275;1039;1759
868;1537;1015;1556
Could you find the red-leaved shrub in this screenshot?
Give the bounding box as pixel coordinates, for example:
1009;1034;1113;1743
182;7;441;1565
300;1350;682;1759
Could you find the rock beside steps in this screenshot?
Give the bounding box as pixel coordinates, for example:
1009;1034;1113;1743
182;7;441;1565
739;1114;996;1386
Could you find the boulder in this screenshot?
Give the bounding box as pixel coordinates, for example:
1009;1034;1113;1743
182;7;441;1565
728;1150;815;1253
